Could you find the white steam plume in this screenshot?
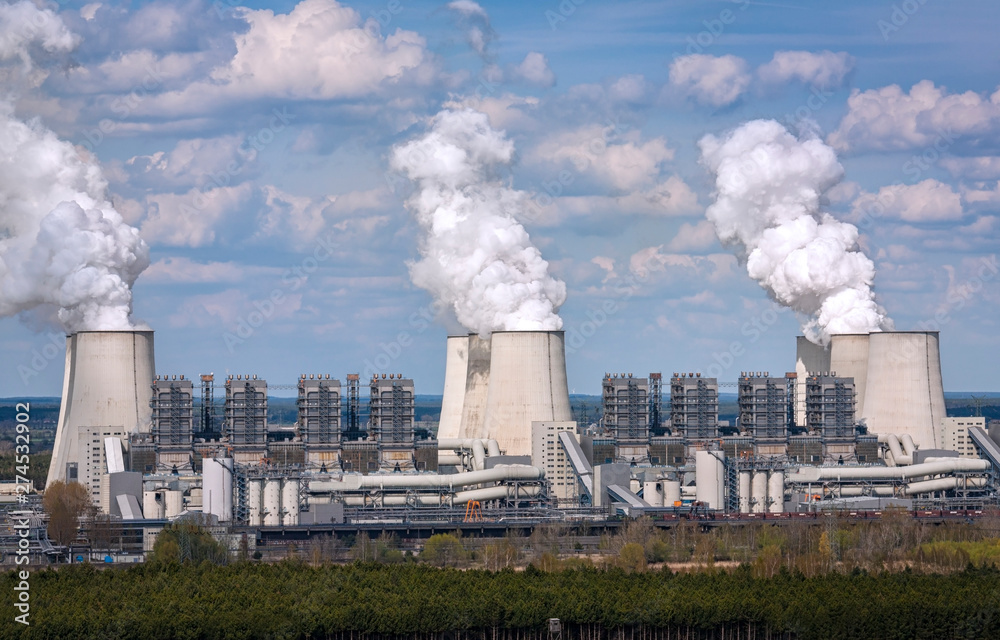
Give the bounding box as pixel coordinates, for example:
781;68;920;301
0;3;148;332
698;119;891;344
391;109;566;334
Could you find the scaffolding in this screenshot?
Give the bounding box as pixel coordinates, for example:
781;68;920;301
369;374;414;444
806;374;856;438
738;373;788;440
200;374;218;437
670;373;718;440
648;372;664;436
225;376;268;446
343;374;363;441
150;376;194;447
602;373;649;443
297;375;341;445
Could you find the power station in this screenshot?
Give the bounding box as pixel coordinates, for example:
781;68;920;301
42;327;998;543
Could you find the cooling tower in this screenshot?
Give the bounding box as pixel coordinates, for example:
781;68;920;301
458;333;492;440
47;331;155;488
481;331;572;456
860;331;944;449
437;336;469;440
794;336;831;427
829;333;870;416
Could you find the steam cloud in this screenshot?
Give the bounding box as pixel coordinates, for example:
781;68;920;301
0;2;148;332
698;119;891;344
391;109;566;334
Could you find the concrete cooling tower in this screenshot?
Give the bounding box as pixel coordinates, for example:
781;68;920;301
481;331;572;456
436;336;469;440
458;334;491;440
795;331;945;449
47;331;156;488
794;336;831;427
861;331;944;449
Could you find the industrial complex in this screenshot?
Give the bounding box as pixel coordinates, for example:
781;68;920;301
13;327;1000;561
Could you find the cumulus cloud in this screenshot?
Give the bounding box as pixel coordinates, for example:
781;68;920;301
669;54;750;107
667;220;717;252
942;156;1000;179
851;179;964;223
828;80;1000;152
140;183;255;247
510;52;555;87
757;50;854;90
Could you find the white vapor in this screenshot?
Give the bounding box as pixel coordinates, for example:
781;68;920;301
0;3;148;333
391;109;566;335
698;119;891;345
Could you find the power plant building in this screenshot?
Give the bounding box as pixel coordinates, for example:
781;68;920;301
670;373;718;440
602;373;649;461
150;376;194;449
225;376;268;462
804;373;856;438
738;373;790;442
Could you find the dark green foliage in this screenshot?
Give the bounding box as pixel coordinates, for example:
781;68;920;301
2;562;999;639
149;520;231;566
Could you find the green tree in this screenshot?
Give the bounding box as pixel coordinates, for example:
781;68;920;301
150;520;230;565
421;533;466;567
42;480;90;545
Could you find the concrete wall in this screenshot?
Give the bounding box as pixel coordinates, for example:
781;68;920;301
437;336;469;440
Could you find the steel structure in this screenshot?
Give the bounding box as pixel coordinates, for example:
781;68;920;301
150;376;194;447
602;373;649;443
200;374;218;436
648;373;664;436
343;374;362;440
670;373;718;439
297;375;341;445
224;375;268;446
738;372;789;440
805;373;855;438
369;374;415;444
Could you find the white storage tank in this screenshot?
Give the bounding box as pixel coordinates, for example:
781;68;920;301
662;480;681;507
767;471;785;513
751;471;768;514
695;450;725;510
643;481;663;507
247;478;263;526
203;458;234;522
738;471;752;514
281;479;300;526
263;478;282;526
164;490;183;519
143;490;165;519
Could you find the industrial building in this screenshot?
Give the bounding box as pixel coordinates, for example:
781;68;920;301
38;327;998;557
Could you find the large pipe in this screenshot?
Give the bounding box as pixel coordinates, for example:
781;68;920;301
452;485;541;504
881;434;910;466
437;438;502;471
791;458;989;482
903;477;987;496
316;465;543;492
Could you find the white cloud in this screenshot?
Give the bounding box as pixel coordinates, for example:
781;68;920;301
442;93;540;130
962;181;1000;205
757;50;854;89
141;182;255;247
667;220;717;252
143;257;269;283
545;176;700;221
851;179;963;223
828;80;1000;152
124;135;253;189
510;52;555;87
942;156;1000;180
591;256;617;282
668;54;750;107
608;74;648;103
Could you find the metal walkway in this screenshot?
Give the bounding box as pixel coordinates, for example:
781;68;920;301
558;431;593;498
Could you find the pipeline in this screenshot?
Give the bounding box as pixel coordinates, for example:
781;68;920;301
313;464;543;492
791;457;989;482
903;477;987;496
437;438;502;471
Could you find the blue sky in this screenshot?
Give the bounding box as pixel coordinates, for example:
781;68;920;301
2;0;998;397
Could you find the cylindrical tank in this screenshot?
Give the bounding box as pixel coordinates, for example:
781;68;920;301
47;330;156;489
794;336;831;428
643;481;663;507
247;478;263;526
143;491;165;519
767;471;784;513
458;334;492;440
263;478;282;526
695;451;725;509
164;490;183;518
738;471;752;514
829;333;870;419
437;336;469;440
481;331;572;455
203;458;234;522
189;487;203;512
662;480;681;506
751;471;768;514
861;331;945;449
281;479;300;526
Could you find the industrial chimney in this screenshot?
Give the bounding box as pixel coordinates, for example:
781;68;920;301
481;330;572;456
437;335;469;440
47;331;156;489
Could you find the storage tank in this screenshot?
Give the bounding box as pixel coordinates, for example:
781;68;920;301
829;333;870;416
643;481;663;507
738;471;752;514
861;331;945;449
247;478;263;526
281;479;300;526
662;480;681;507
263;478;282;526
47;330;156;488
767;471;784;513
794;336;831;427
143;490;165;519
480;331;572;455
203;458;234;522
437;336;469;440
695;450;725;510
751;471;768;514
164;490;183;518
458;334;492;439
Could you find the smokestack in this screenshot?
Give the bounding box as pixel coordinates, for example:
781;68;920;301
458;334;492;440
437;335;469;440
481;331;571;456
47;331;155;488
861;331;944;449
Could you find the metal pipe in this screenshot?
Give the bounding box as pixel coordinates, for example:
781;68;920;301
879;434;911;466
452;485;540;504
317;464;543;492
791;458;989;482
903;477;987;496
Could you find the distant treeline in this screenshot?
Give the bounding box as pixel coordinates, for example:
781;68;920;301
2;561;998;639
